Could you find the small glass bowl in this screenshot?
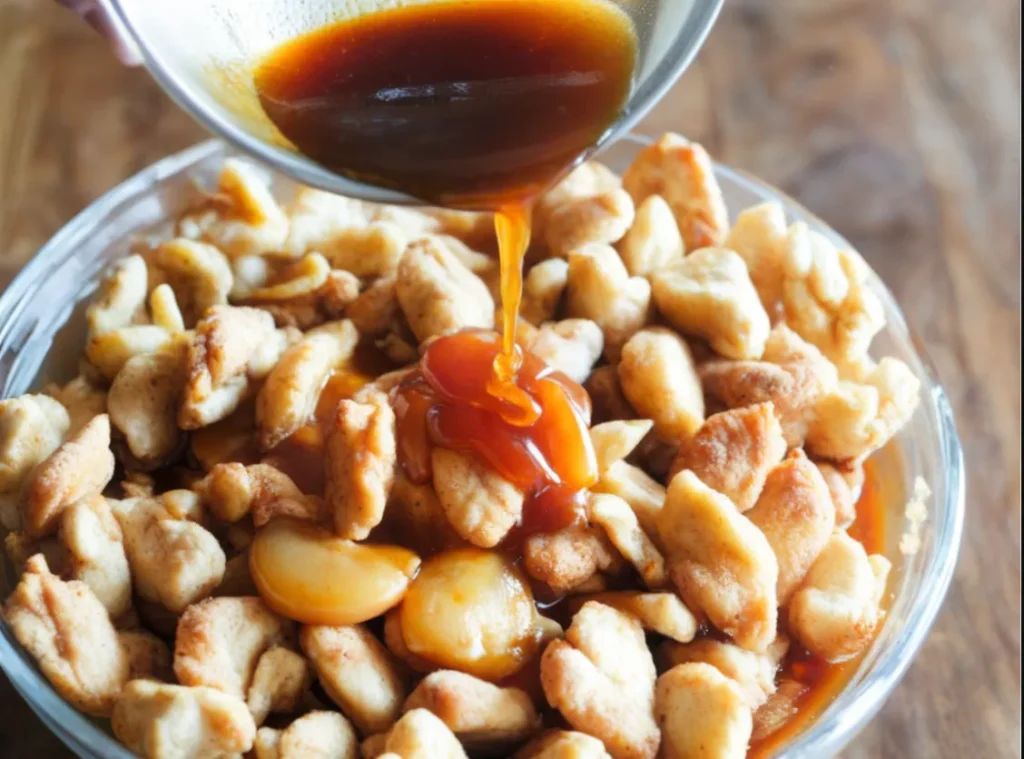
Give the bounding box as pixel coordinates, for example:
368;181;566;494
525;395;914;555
0;136;964;759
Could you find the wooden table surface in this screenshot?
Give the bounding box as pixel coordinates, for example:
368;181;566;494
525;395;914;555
0;0;1019;756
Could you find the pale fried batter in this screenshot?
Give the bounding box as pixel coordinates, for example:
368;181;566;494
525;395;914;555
3;555;128;716
247;646;312;725
655;663;752;759
59;494;132;619
432;448;524;548
0;393;69;530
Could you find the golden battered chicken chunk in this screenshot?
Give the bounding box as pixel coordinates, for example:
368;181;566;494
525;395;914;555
657;637;788;710
520;259;570;326
655;663;752;759
524;319;605;385
432;448;524;548
589;493;668;588
788;532;891;661
301;624;406;735
365;708;468;759
403;670;541;753
570;591;698;644
622;133;728;250
112;679;257;759
540;602;659;759
58;494;132;619
618;194;685;278
523;524;622;595
326;389;397;541
0;393;69;530
545;188;635;258
3;555;128;716
247;646;312;726
514;730;612;759
173;596;293;698
669;403;787;512
119;629;174;682
657;471;778;652
22;414;115;537
255;711;359;759
746;450;836;604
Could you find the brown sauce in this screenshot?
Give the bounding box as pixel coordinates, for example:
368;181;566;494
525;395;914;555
254;0;637;529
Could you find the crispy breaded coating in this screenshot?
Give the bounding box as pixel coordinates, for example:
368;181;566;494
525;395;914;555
323;222;409;279
655;663;752;759
593;461;666;539
108;340;189;467
589;493;668;588
148;238;234;326
432;448;524;548
44;375;107;436
669;403;787;512
149;283;186;331
788;532;891;661
815;460;864;529
514;730;612;758
177;158;289;258
403;670;541;753
545;188;635;258
806;357;920;462
0;393;69;530
724;203;811;317
540;601;659;759
657;637;789;710
618;327;704;443
572;592;698;643
180;305;280;429
256;711;359;759
3;555;128;716
396;237;495;342
3;531;69;576
112;496;226;613
84;324;174;381
565;243;651;361
256;320;358;449
525;319;604;385
246;252;330;302
618;194;685;278
247;646;312;725
782;236;885;374
119;629;174;682
86;253;148;336
381;475;464;555
194;462;318;525
58;494;132;619
369;708;468;759
652;247;771;360
22;414;115;537
521;259;570;326
301;624;406;735
346;275;402;337
589;420;653;474
174;597;293;698
657;471;778;652
326;389;397;541
746;450;836;604
523;524;622;594
622;133;728;250
112;679;257;759
699;325;838;447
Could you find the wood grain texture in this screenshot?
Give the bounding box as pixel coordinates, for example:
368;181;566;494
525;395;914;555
0;0;1019;757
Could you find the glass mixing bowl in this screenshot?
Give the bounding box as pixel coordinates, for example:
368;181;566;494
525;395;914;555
0;136;964;758
105;0;723;205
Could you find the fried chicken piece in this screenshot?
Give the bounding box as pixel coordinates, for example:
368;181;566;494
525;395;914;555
119;629;174;682
112;679;257;759
0;393;69;530
247;647;312;726
540;602;659;759
788;532;891;661
523;524;622;594
326;389;397;541
58;494;132;619
86;253;149;336
301;624;406;735
3;555;128;716
815;460;864;529
618;328;704;443
655;663;752;759
618;194;685;278
524;319;604;385
403;670;541;754
363;708;468;759
622;133;728;250
651;247;771;360
43;375;107;436
112;496;226;613
589;493;668;589
657;471;778;652
746;450;836;604
589;420;653;474
593;461;666;539
22;414;115;537
173;596;293;699
514;730;612;758
669;403;787;512
657;636;789;709
565;243;651;361
545;189;635;258
432;448;524;548
255;711;359;759
520;259;570;326
570;592;698;644
195;462;322;526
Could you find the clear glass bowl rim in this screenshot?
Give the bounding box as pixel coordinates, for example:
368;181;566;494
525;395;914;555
0;135;965;759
